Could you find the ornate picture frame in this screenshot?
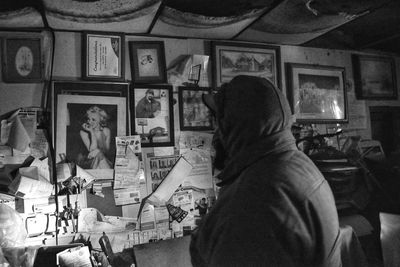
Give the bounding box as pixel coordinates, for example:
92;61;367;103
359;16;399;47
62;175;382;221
128;41;167;84
211;41;281;88
2;36;44;83
82;31;125;81
131;84;174;147
178;86;214;131
286;63;347;124
352;54;397;100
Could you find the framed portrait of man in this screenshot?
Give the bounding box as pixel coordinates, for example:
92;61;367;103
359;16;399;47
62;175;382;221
131;84;174;147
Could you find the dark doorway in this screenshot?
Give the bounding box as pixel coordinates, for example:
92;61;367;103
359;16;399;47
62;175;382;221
369;106;400;157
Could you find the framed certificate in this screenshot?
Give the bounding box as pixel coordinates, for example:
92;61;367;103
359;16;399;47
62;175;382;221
82;31;125;81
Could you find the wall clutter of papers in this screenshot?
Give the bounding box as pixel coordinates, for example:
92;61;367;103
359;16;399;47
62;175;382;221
0;107;217;250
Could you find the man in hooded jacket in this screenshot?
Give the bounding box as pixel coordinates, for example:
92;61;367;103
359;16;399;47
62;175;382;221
190;75;342;266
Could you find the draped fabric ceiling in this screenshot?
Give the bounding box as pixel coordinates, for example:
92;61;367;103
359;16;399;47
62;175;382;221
0;0;399;54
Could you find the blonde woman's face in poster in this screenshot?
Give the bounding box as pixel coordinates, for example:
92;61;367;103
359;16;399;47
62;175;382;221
87;112;101;129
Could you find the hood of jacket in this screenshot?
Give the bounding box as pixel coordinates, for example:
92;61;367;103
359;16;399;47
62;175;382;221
213;75;297;186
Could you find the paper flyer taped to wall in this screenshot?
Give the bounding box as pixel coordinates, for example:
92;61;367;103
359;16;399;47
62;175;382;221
137;156;193;226
114;135;144;189
146;156;193;206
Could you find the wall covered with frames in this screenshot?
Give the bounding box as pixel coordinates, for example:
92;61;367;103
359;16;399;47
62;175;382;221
1;30;400;216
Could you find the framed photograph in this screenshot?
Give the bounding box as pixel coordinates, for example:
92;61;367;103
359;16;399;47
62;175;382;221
131;85;174;147
211;41;281;88
178;86;214;131
128;41;167;84
286;63;347;123
352;54;397;100
2;37;43;83
82;31;125;81
188;64;202;84
53;82;128;175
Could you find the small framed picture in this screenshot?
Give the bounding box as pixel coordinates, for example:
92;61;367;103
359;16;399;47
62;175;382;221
352;54;397;100
128;41;167;84
188;64;202;84
82;31;125;81
211;41;281;88
131;84;174;147
2;37;44;83
178;86;214;131
286;63;347;124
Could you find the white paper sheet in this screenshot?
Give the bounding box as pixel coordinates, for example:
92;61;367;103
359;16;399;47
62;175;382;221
179;131;213;151
57;246;92;267
181;149;213;189
114;135;143;189
147;156;193;206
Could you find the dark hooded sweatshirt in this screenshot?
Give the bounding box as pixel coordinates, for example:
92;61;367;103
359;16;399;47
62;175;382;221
190;76;341;266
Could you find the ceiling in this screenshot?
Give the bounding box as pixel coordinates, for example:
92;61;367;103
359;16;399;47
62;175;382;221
0;0;399;55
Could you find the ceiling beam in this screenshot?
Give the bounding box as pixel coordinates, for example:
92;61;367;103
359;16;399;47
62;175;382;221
147;1;166;34
303;0;395;47
230;0;284;40
360;31;400;49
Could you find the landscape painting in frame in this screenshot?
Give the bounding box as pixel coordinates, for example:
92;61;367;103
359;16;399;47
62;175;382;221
352;54;397;100
211;41;280;88
286;63;347;124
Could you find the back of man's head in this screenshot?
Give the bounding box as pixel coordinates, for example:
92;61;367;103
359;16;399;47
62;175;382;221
205;75;293;135
203;75;294;159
